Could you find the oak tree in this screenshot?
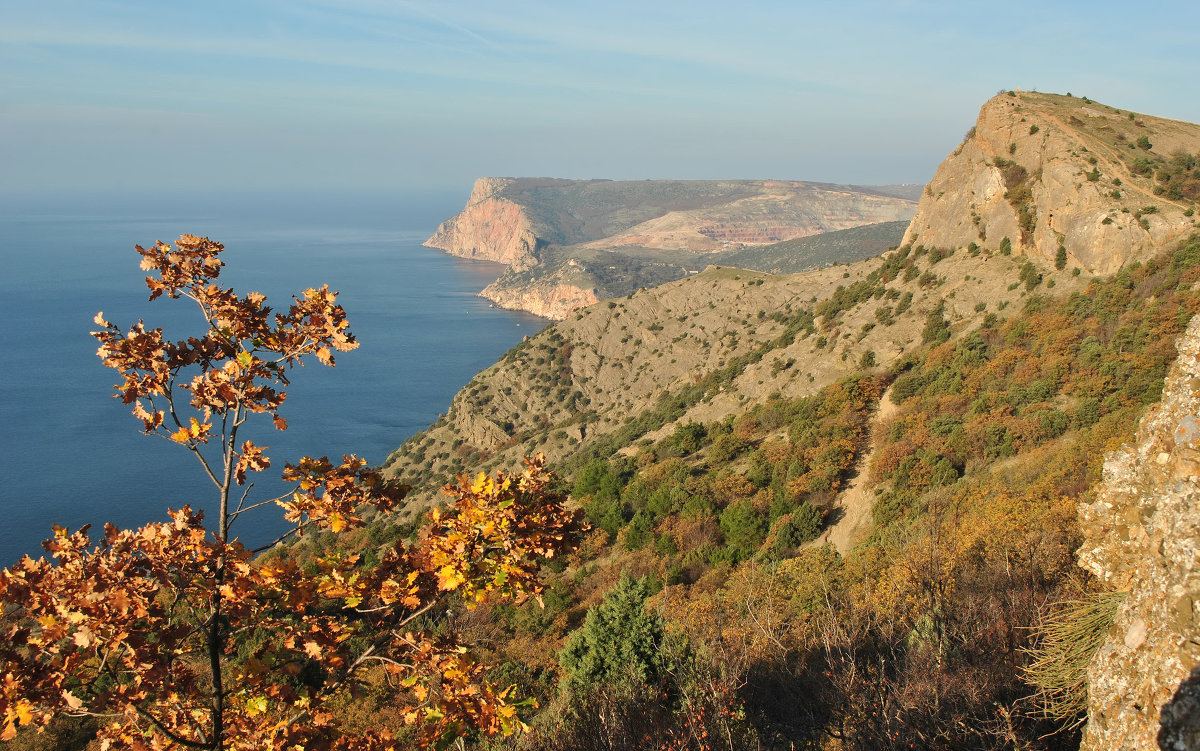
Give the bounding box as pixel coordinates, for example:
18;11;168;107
0;235;584;749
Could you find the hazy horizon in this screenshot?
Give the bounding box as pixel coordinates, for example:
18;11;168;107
4;1;1199;196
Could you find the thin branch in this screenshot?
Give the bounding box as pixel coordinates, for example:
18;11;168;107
133;705;212;750
164;390;222;489
280;598;444;729
395;600;439;630
358;655;414;669
283;640;380;727
96;647;212;749
64;710;122;719
232;483;255;516
228;494;291;522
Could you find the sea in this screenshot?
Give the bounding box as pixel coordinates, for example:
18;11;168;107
0;189;549;566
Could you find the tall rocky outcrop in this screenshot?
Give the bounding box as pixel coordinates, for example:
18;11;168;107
424;178;543;269
1077;316;1200;750
903;91;1200;273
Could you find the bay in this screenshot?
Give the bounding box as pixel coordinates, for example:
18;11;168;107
0;189;548;566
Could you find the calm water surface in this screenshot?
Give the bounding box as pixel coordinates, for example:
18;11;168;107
0;190;548;565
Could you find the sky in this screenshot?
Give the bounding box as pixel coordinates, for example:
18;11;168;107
3;0;1199;196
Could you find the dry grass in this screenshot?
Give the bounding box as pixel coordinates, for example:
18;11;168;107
1021;589;1126;727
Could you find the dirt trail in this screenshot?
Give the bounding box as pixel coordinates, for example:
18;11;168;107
818;384;899;555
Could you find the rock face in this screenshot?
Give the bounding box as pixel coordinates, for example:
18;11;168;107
903;91;1200;274
1159;665;1200;751
1077;316;1200;751
424;178;542;269
480;276;599;321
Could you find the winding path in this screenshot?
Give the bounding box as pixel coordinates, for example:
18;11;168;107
818;384;898;555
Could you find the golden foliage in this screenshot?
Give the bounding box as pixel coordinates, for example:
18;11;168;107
2;237;585;750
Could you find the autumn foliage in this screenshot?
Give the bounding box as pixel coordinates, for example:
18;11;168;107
0;236;584;749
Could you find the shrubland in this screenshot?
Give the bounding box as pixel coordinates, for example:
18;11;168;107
163;231;1195;749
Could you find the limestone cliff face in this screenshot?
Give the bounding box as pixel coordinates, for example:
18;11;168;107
1077;316;1200;750
480;276;599;321
903;91;1200;274
423;178;542;269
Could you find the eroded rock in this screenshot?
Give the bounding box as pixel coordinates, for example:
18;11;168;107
1078;316;1200;750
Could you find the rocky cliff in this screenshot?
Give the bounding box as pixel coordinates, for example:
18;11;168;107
903;91;1200;274
1077;315;1200;750
424;178;543;269
480;274;600;320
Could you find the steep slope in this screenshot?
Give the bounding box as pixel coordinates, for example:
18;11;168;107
384;241;1092;511
389;93;1200;517
371;230;1200;749
904;91;1200;273
424;177;545;268
817;382;900;554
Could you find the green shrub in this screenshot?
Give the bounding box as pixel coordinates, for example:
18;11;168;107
668;421;708;456
1131;158;1155;176
771;504;823;555
1020;261;1043;291
921;301;951;345
560;575;667;691
719;499;768;559
708;433;748;463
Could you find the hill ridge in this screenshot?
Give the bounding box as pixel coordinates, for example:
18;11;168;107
424;178;918;318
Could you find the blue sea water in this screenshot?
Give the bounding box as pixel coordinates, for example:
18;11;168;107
0;190;548;566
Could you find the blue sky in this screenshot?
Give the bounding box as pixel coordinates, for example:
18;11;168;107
3;0;1198;194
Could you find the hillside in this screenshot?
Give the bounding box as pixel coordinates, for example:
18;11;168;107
716;219;909;274
365;232;1200;749
425;178;918;318
387;91;1200;529
383;244;1095;507
477;221;910;319
363;92;1200;750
